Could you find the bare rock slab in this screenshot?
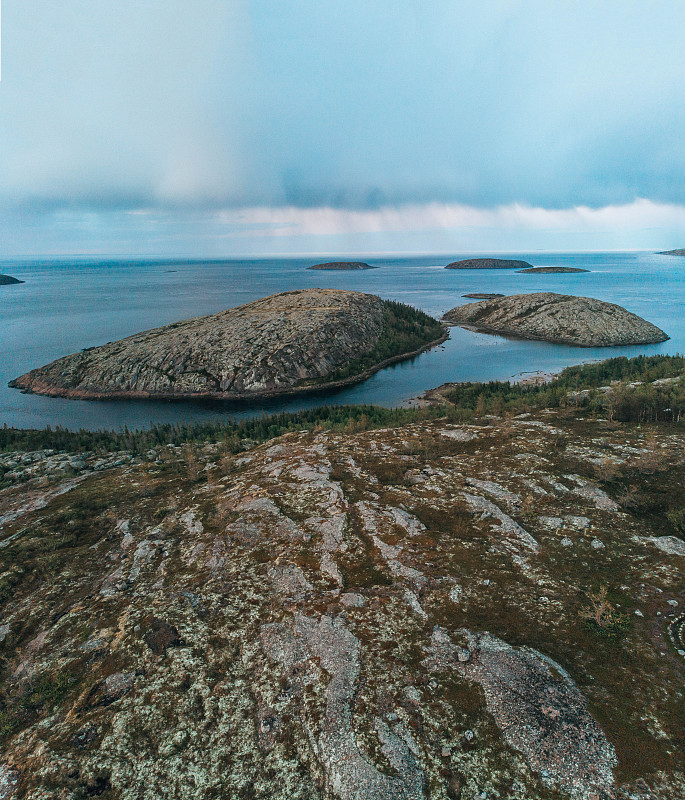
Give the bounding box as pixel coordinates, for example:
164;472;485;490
426;627;616;800
9;289;443;400
443;292;668;346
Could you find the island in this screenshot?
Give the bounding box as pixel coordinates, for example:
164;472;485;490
658;249;685;256
9;288;446;400
517;267;589;274
445;258;534;270
307;261;377;270
0;274;24;285
442;292;668;346
462;292;505;299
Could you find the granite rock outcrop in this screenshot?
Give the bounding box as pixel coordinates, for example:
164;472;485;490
10;289;444;400
443;292;668;347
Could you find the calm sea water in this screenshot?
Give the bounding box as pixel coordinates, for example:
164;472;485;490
0;252;682;431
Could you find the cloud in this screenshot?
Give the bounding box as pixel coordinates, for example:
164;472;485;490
2;2;685;256
4;199;685;256
0;1;258;210
219;199;685;238
1;1;685;218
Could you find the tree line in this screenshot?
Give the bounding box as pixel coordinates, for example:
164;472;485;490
2;354;682;454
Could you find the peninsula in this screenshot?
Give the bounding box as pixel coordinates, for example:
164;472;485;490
307;261;377;270
9;289;446;400
443;292;668;346
445;258;534;270
0;274;24;285
658;249;685;256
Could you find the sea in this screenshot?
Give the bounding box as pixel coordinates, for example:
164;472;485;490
0;252;682;431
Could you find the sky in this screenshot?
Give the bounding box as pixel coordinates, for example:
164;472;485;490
2;0;685;256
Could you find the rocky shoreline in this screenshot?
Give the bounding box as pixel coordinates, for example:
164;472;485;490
10;289;447;402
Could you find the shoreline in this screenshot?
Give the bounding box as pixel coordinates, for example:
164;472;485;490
444;321;669;348
410;368;561;408
9;329;450;404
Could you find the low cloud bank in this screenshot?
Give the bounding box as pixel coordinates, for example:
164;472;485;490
220;199;685;238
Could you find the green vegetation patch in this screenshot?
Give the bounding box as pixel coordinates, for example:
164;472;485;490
1;404;453;455
443;354;685;422
1;356;683;463
310;300;445;384
604;461;685;541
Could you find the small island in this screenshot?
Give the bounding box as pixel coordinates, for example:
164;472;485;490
445;258;534;270
0;274;24;285
307;261;377;270
658;249;685;256
517;267;589;274
462;292;505;299
442;292;668;347
10;289;446;401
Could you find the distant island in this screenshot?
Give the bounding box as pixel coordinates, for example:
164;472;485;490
445;258;534;270
462;292;505;299
443;292;668;347
308;261;377;270
517;267;589;274
658;249;685;256
0;274;24;285
10;289;446;400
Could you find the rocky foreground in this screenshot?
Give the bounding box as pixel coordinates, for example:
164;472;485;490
1;408;684;799
443;293;668;347
445;259;533;270
9;289;444;401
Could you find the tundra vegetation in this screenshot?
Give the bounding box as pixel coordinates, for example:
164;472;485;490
1;354;684;798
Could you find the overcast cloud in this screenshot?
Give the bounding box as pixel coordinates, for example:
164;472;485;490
1;1;685;254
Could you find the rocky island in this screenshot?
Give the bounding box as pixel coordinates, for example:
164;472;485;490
517;267;590;274
9;289;446;400
0;275;24;285
443;292;668;346
308;261;377;270
1;354;685;799
462;292;505;299
445;258;534;270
